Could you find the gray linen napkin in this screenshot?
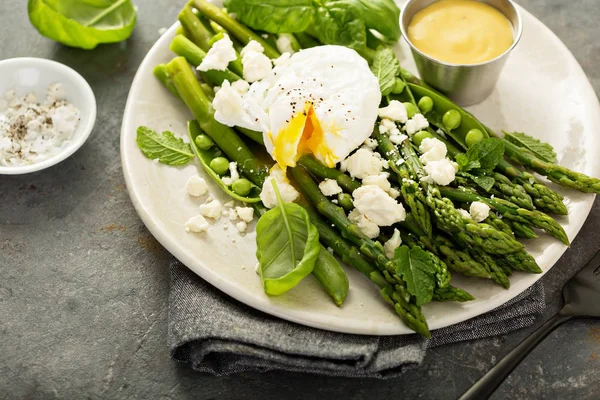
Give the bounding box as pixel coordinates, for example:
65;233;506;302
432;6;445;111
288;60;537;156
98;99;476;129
169;260;545;378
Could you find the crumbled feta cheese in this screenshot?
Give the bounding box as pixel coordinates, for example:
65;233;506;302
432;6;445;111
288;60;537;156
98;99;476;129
236;207;254;223
378;118;400;136
199;199;223;219
327;247;334;254
212;80;256;130
273;52;291;66
384;229;402;259
221;161;240;186
423;158;457;186
362;173;391;193
362;138;378;150
224;200;235;208
340;148;384;179
389;133;408;145
260;165;300;208
457;209;471;219
319;179;343;196
228;208;239;221
348;209;380;239
241;40;272;82
419;137;447;164
276;34;296;54
404;113;429;135
231;79;250;94
388;187;400;199
236;221;248;233
378;101;408;123
352;185;406;226
198;34;237;72
186;175;208;197
470;201;491;222
185;215;210;233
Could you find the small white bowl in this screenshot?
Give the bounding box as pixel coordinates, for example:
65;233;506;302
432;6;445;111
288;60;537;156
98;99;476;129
0;57;96;175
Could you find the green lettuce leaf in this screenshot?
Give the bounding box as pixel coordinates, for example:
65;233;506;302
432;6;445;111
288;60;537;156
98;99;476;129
503;131;557;163
28;0;137;49
136;126;194;166
370;47;400;96
224;0;315;33
393;246;436;306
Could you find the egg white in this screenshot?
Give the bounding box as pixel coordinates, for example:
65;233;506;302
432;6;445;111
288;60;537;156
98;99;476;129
213;45;381;168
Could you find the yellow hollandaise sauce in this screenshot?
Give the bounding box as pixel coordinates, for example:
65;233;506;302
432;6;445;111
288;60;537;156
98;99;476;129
407;0;514;65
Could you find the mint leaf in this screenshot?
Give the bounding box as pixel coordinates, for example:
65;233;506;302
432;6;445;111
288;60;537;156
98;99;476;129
503;131;557;163
393;246;436;306
459;172;495;192
136;126;194;166
459;138;504;172
370;46;400;95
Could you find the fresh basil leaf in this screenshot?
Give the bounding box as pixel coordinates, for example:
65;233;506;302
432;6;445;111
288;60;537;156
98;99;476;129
256;180;320;296
354;0;401;43
309;0;367;52
370;47;400;95
393;245;436;306
460;172;495;192
28;0;137;50
136;126;194;166
459;138;505;172
503;131;557;163
224;0;315;33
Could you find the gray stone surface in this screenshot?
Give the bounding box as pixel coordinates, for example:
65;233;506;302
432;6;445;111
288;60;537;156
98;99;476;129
1;0;599;398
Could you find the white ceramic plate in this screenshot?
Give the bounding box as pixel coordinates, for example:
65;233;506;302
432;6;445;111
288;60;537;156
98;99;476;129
121;6;600;335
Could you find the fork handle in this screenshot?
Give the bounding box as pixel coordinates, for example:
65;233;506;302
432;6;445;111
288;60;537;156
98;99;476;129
458;312;572;400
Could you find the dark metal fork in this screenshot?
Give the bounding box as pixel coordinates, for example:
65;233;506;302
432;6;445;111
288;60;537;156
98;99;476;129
459;249;600;400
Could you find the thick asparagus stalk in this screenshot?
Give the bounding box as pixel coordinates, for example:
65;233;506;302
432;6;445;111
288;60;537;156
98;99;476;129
438;186;569;245
166;57;268;186
178;5;212;51
298;155;361;193
483;211;514;237
170;34;241;86
506;220;538;239
152;64;179;98
192;0;280;59
433;286;475;302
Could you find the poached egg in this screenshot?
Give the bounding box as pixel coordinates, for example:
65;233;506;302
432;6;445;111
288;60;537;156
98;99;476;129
212;45;381;168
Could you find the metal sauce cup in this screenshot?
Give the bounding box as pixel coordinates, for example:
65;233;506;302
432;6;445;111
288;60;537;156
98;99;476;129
400;0;523;106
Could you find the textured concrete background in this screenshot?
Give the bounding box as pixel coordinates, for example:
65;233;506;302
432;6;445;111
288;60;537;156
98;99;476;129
1;0;599;398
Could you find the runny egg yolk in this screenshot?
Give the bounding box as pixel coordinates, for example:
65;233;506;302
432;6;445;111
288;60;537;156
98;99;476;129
271;102;338;169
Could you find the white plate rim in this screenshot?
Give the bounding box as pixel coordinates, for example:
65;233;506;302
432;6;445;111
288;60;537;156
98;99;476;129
121;5;600;335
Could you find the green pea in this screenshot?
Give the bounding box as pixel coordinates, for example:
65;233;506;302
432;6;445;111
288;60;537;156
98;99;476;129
391;78;406;94
418;96;433;114
337;193;354;211
195;134;214;150
232;178;252;195
210;157;229;175
442;109;461;130
413;130;433;147
403;102;419;119
465;129;484;147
